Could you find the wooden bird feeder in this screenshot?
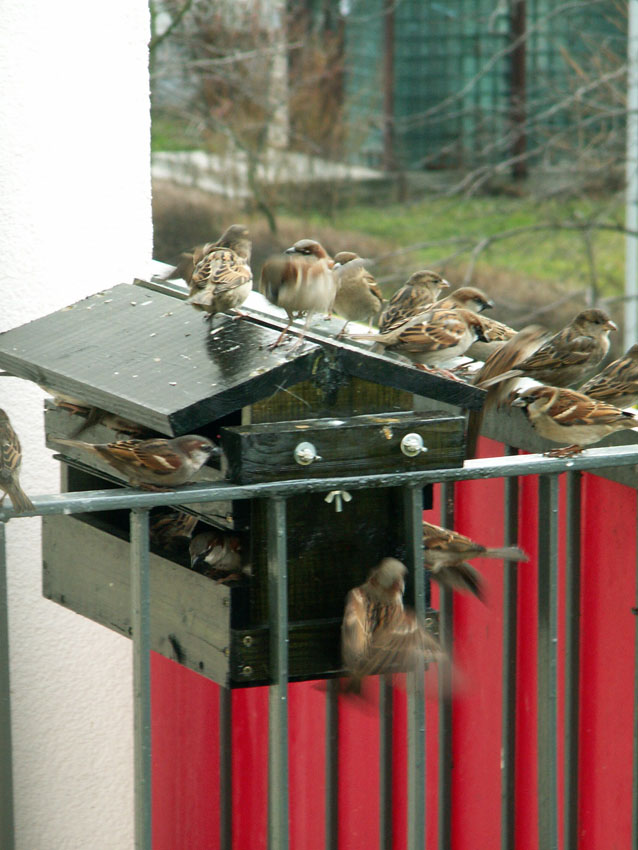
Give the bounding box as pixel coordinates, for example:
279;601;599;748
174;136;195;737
0;277;484;686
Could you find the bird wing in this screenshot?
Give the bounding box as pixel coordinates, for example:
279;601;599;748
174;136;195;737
380;286;434;332
99;439;183;474
580;355;638;402
359;608;441;676
0;422;21;480
190;248;251;297
341;587;372;672
396;310;467;353
422;520;484;557
539;387;638;427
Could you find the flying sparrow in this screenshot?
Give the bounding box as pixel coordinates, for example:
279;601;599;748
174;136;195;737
341;557;443;692
187;224;253;317
431;285;494;313
0;409;34;512
189;530;246;582
155;242;215;285
150;510;199;552
379;270;450;333
578;343;638;408
351;307;490;368
51;434;220;490
332;251;383;335
259;238;336;350
511;384;638;456
423;521;528;599
466;324;551;457
478;308;617;390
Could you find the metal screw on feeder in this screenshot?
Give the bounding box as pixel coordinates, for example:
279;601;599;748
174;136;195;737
400;433;428;458
324;490;352;513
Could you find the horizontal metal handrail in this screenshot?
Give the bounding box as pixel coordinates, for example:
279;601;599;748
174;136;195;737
2;443;638;521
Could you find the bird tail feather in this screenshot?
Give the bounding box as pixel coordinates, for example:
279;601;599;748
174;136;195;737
430;563;484;600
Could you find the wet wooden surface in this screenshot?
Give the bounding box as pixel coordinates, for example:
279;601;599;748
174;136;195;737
0;281;484;437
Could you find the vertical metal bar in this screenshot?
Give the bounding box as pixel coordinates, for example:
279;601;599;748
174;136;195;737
404;484;425;850
0;522;15;850
537;475;559;850
130;508;152;850
501;447;519;850
625;0;638;348
219;686;232;850
267;497;289;850
325;678;339;850
565;472;582;850
438;482;455;850
379;675;393;850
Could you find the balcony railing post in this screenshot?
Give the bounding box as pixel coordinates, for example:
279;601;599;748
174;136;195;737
267;496;289;850
438;481;455;850
0;521;15;850
501;447;520;850
130;508;152;850
537;474;560;850
404;484;426;850
565;471;582;850
219;685;232;850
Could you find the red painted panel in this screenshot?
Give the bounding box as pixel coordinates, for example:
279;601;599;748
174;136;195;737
150;438;638;850
578;475;636;850
151;653;220;850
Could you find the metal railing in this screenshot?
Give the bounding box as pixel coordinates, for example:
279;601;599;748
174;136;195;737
2;443;638;850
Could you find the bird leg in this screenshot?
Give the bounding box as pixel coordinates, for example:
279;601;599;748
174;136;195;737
267;320;294;350
336;319;350;339
545;444;584;458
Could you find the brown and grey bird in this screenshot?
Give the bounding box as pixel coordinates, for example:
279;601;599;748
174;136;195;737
379;270;450;333
341;557;443;692
511;384;638;457
478;308;617;390
259;238;336;350
0;409;34;512
466;324;551;457
187;224;253;317
423;521;528;599
578;344;638;409
51;435;220;490
332;251;383;335
150;510;199;552
189;530;246;582
352;307;490;369
431;286;494;314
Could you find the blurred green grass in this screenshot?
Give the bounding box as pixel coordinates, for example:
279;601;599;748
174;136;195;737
306;194;626;295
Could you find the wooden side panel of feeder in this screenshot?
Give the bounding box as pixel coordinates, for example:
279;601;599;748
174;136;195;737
42;515;234;685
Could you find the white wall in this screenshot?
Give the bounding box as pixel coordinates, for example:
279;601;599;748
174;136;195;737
0;3;152;848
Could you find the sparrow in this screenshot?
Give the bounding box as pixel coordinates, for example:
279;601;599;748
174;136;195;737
189;530;246;582
187;224;253;317
431;286;494;314
379;270;450;333
259;238;336;350
511;384;638;457
155;242;214;285
578;344;638;408
0;409;34;512
150;510;199;552
331;251;383;335
423;521;528;599
478;308;617;390
351;307;490;368
466;325;551;457
50;434;220;490
341;557;443;692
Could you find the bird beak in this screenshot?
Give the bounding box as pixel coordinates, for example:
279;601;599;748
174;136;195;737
485;299;495;310
510;396;525;408
440;279;451;289
606;320;618;331
284;246;297;255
